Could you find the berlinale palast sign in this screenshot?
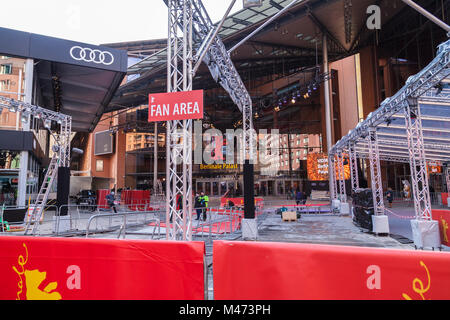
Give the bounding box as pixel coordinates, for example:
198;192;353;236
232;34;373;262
148;90;203;122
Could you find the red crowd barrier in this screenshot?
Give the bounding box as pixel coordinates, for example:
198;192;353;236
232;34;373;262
441;193;449;206
432;209;450;247
96;189;109;209
213;240;450;300
1;236;205;300
220;197;264;215
120;190;151;211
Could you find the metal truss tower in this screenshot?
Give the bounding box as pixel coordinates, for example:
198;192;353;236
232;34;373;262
163;0;255;240
403;98;432;220
165;0;194;240
348;143;359;192
336;152;347;202
367;129;385;216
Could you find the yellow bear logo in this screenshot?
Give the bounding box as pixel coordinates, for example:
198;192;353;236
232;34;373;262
24;269;62;300
13;243;62;300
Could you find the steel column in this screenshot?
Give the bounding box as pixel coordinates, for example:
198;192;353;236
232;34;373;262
367;129;385;216
323;33;335;203
403;99;432;220
17;59;33;207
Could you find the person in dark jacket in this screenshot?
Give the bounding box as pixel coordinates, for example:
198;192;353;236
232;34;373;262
295;190;303;206
106;191;117;213
194;192;202;220
386;187;394;208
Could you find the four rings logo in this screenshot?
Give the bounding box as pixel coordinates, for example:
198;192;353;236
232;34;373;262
69;46;114;66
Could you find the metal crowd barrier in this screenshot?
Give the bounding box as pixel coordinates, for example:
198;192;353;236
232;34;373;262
85;211;161;239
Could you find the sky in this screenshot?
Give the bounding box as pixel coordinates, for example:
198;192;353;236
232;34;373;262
1;0;244;45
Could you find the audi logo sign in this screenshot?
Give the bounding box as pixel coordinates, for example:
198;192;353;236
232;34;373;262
69;46;115;66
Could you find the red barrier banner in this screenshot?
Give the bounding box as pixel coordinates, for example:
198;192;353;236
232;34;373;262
433;210;450;247
213;241;450;300
1;236;205;300
441;193;448;206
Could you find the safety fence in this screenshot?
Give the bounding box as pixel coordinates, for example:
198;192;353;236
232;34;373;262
213;240;450;300
0;203;164;237
261;200;332;214
2;236;449;300
0;236;205;300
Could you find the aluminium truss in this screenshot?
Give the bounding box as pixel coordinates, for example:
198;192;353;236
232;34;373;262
348;143;359;192
367;129;385;216
163;0;257;240
330;39;450;221
0;96;72;167
336;151;347;202
165;0;194;241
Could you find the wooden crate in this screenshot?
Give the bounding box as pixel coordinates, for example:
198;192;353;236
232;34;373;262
282;211;297;222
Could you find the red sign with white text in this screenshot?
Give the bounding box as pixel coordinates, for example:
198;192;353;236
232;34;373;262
0;236;205;300
148;90;203;122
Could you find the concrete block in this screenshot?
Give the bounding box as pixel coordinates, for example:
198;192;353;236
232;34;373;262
410;219;441;249
372;215;390;234
242;218;258;240
340;202;350;215
331;200;341;212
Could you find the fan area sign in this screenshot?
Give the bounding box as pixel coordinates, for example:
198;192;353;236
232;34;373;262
148;90;204;122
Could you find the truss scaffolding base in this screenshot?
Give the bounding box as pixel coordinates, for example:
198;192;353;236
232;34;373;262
241;218;258;240
410;219;441;249
371;215;390;234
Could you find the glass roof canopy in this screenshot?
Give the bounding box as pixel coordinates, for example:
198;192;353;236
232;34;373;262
127;0;296;78
330;40;450;165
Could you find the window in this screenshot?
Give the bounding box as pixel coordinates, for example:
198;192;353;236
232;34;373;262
0;80;11;91
0;64;12;74
96;159;104;172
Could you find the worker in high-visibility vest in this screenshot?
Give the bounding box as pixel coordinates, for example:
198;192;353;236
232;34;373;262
200;192;209;221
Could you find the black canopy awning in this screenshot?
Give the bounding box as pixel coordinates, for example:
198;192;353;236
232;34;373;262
0;27;128;132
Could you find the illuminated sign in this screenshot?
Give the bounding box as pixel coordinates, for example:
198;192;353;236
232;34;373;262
307;153;350;181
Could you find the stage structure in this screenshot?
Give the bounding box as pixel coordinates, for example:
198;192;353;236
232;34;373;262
0;96;71;235
330;39;450;248
163;0;262;240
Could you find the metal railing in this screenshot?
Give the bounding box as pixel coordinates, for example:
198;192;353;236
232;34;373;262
85;211;161;239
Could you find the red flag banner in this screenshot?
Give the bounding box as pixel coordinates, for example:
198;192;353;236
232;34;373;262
213;240;450;300
1;236;205;300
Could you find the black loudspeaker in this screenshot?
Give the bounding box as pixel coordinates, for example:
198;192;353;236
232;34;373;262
243;160;255;219
57;167;71;216
352;188;374;231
